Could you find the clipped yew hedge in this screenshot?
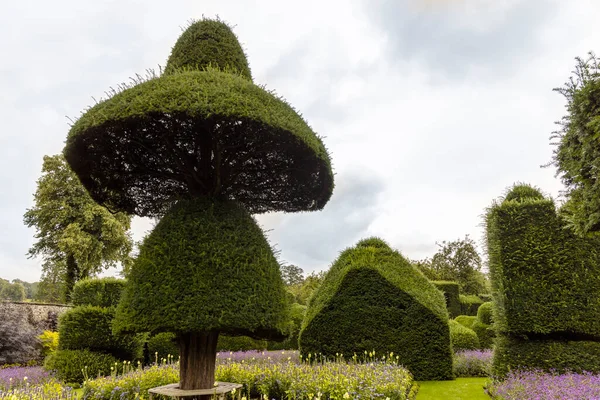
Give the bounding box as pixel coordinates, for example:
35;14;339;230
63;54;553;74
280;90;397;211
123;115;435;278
71;277;126;308
459;294;483;316
486;184;600;375
449;319;479;351
432;281;461;318
299;237;453;380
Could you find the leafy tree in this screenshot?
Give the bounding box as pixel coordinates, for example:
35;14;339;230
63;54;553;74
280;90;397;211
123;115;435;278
35;261;66;303
280;264;304;286
1;282;26;301
24;155;133;302
12;279;37;299
415;236;487;295
551;53;600;234
63;18;334;394
288;271;326;305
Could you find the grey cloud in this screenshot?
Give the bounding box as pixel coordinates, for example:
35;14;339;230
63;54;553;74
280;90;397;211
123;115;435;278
367;0;558;79
258;169;385;273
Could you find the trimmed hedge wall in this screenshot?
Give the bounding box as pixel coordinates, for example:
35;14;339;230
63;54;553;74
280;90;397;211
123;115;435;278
459;294;483;316
58;305;144;361
432;281;461;318
471;321;494;350
71;277;126;308
299;238;453;381
449;320;479;351
218;335;267;351
477;302;493;325
147;332;179;363
486;184;600;375
44;349;118;384
454;315;477;329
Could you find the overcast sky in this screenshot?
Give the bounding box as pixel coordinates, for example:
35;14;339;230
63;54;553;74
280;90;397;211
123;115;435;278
1;0;598;282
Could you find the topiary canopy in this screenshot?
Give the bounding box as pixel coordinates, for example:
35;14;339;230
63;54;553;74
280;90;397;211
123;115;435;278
64;19;333;218
299;238;453;381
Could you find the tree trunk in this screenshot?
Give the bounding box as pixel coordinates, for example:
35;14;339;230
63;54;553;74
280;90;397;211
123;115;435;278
178;331;219;399
64;254;79;303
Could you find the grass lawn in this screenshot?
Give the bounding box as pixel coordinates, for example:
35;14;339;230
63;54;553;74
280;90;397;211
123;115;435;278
417;377;490;400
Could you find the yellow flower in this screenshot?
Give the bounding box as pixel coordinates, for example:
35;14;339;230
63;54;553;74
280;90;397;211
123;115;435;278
343;392;350;399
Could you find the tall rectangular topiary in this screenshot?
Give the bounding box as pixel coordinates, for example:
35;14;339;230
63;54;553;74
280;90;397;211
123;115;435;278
486;184;600;375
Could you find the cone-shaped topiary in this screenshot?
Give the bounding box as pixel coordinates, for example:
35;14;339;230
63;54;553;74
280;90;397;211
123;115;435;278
63;18;334;394
503;183;545;203
299;238;453;380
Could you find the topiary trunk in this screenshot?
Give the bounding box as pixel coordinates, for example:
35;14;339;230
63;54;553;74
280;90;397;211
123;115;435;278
178;331;219;397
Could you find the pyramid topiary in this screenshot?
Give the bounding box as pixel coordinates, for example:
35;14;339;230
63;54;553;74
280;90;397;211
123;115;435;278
63;18;334;393
299;238;453;380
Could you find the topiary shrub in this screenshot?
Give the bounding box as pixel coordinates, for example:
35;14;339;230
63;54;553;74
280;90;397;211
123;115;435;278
147;332;179;363
459;294;483;316
449;320;480;351
486;183;600;375
454;315;477;329
299;238;453;380
471;320;494;350
58;305;143;360
71;277;126;308
44;349;118;384
477;302;493;325
433;281;461;318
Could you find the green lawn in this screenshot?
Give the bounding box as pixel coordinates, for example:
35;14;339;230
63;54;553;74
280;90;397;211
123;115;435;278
417;377;490;400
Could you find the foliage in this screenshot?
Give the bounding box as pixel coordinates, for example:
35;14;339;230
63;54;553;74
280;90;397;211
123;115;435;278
146;333;179;364
163;18;252;79
0;282;26;301
454;315;477;329
432;281;461;317
44;349;118;384
11;279;38;300
39;331;59;358
280;264;304;286
217;335;268;352
299;238;453;380
23;155;132;301
486;370;600;400
58;306;143;361
486;183;600;375
449;320;480;351
453;350;492;378
71;277;125;308
0;366;53;391
459;294;484;316
471;321;494;350
551;53;600;234
415;236;488;295
476;302;493;325
82;352;418;400
35;268;64;304
0;306;40;364
288;271;326;306
268;303;307;350
113;198;289;339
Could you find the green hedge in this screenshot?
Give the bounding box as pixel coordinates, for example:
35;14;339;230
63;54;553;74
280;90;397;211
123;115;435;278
44;349;118;384
454;315;477;329
71;277;126;308
268;303;306;350
432;281;461;318
477;302;493;325
493;336;600;375
449;320;479;351
299;238;453;380
486;184;600;375
59;306;144;360
459;294;483;316
217;335;267;352
471;321;494;350
147;332;179;363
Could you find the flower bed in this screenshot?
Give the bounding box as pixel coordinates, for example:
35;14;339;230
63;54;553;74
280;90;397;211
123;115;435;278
486;370;600;400
0;381;78;399
453;350;492;377
82;350;418;399
0;366;53;390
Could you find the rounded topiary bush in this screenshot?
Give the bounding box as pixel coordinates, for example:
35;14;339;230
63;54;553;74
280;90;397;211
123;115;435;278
472;320;494;349
477;302;493;325
454;315;477;329
449;320;480;351
59;305;144;360
503;184;545;202
459;294;484;316
44;349;118;384
71;277;126;308
299;238;453;380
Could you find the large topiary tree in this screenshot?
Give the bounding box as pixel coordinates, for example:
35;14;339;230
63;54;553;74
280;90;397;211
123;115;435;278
63;18;333;393
299;237;453;380
486;183;600;375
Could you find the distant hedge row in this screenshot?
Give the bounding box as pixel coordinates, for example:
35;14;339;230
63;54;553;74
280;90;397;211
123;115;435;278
486;184;600;375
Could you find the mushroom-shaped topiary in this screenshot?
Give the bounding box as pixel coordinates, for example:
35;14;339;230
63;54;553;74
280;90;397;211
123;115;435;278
63;18;334;393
